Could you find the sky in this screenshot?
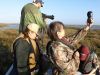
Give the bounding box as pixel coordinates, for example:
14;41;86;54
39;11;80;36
0;0;100;25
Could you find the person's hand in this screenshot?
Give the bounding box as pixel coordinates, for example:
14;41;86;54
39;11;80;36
87;11;93;26
87;18;93;25
50;15;54;20
48;15;54;20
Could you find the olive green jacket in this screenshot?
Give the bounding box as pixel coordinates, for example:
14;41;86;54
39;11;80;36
13;37;40;75
19;3;46;32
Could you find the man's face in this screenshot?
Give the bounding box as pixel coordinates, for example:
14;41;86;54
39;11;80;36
28;30;37;40
38;2;43;8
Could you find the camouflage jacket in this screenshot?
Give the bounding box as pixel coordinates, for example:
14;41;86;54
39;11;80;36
48;41;79;75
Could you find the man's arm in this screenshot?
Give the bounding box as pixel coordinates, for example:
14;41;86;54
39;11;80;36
42;13;54;20
14;39;30;75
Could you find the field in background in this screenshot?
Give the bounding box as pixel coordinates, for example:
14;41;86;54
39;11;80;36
0;29;18;74
0;23;7;27
0;26;100;74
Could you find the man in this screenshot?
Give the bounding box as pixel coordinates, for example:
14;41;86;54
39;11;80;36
13;23;41;75
19;0;54;33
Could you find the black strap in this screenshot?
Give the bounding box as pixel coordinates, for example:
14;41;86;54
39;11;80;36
28;39;37;62
82;53;90;70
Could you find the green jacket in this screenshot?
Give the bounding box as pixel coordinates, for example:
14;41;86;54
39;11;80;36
19;3;46;32
13;38;40;75
13;38;31;75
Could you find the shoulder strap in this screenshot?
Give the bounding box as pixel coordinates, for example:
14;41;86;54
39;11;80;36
46;41;53;57
35;39;42;54
28;39;37;59
82;53;90;69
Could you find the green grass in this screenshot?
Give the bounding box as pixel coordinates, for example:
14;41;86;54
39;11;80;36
0;27;100;73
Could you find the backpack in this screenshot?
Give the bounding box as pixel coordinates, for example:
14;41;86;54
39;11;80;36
78;45;98;74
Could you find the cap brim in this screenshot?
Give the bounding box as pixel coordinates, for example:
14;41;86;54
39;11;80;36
34;1;44;4
40;1;44;4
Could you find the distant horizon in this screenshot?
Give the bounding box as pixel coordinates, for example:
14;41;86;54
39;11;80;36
0;23;100;30
0;23;100;26
0;21;100;26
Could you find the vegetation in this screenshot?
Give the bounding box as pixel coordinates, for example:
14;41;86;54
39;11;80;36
0;23;7;27
0;29;18;74
0;26;100;74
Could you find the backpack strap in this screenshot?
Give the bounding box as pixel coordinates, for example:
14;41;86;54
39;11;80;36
28;39;37;59
46;41;53;57
28;39;38;70
82;53;90;70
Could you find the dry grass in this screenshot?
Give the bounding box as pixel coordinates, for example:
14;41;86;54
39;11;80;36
0;23;7;27
0;29;18;74
0;27;100;74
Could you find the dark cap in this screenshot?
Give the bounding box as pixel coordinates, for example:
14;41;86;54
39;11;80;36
33;0;44;4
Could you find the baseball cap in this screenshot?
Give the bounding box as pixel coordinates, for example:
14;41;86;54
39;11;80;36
33;0;44;4
27;23;40;35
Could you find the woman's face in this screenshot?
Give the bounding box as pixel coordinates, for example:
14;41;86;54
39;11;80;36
57;26;65;39
28;30;37;40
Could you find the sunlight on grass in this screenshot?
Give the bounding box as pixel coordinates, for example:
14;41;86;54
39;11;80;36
0;27;100;73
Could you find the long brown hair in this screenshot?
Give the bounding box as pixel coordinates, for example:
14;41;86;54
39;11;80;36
22;27;30;39
47;21;64;41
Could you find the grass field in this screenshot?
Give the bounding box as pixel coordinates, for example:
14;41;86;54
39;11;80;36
0;29;18;74
0;26;100;74
0;23;7;27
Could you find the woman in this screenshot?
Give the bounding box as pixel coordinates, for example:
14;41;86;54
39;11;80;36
13;23;40;75
46;20;93;75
